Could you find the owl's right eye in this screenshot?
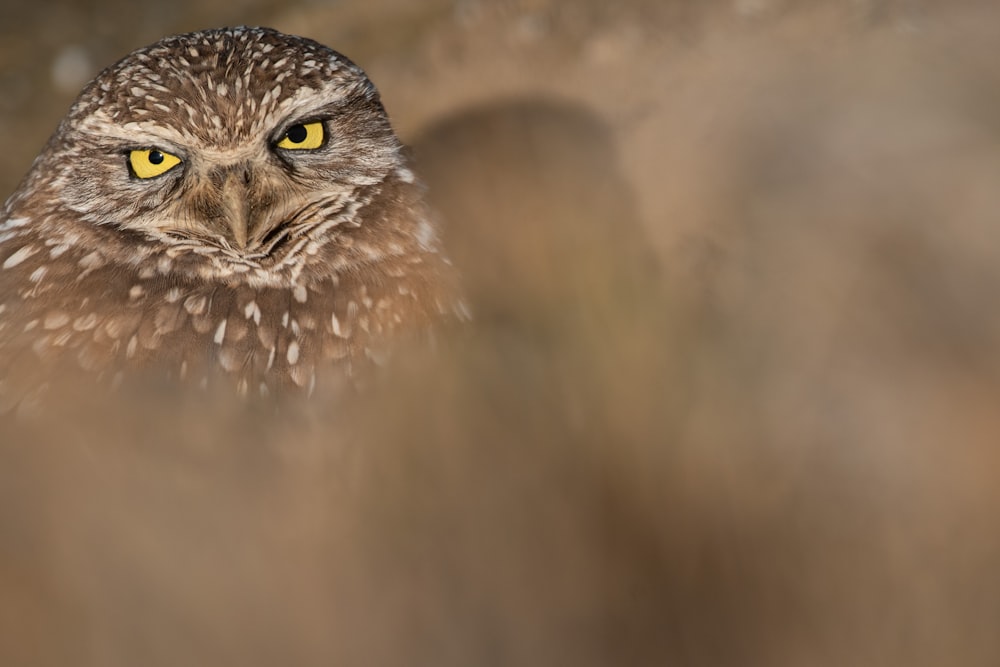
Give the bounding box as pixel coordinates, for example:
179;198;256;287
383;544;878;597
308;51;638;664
128;149;182;179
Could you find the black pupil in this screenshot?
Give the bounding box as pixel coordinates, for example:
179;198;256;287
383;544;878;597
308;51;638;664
286;124;308;143
148;150;164;165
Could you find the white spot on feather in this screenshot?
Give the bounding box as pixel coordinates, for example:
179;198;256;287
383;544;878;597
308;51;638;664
77;251;104;271
244;300;261;325
2;216;29;229
415;219;437;251
3;245;36;269
455;299;473;321
184;295;207;315
73;314;98;331
43;312;69;330
31;335;49;356
286;341;300;365
214;319;227;344
331;311;345;338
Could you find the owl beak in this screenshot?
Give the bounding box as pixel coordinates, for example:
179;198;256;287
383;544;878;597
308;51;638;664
219;168;251;251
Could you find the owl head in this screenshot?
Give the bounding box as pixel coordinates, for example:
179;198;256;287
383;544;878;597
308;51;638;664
0;27;458;410
7;26;418;288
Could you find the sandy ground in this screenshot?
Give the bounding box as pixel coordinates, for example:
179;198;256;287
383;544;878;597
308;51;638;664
2;1;1000;665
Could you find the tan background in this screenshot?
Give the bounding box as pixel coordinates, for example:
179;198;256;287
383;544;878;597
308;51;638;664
3;1;1000;665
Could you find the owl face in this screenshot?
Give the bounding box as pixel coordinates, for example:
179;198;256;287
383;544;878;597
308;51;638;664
16;27;406;285
0;27;458;408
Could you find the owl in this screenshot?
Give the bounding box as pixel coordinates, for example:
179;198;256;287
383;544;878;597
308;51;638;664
0;27;463;413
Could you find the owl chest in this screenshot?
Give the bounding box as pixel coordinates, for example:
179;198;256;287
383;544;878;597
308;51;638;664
123;280;391;392
9;271;402;396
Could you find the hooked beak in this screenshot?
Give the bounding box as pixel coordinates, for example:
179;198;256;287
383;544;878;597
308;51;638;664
178;161;290;256
218;165;251;251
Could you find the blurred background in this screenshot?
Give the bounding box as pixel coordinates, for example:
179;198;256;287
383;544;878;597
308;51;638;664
3;0;1000;665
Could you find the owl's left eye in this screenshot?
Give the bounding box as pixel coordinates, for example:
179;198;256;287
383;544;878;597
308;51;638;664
276;121;325;150
129;149;182;179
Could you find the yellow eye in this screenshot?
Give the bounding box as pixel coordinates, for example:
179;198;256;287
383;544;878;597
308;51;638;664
129;149;181;179
277;121;325;150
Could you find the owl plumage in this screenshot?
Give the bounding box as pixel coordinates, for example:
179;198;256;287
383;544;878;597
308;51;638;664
0;27;462;411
